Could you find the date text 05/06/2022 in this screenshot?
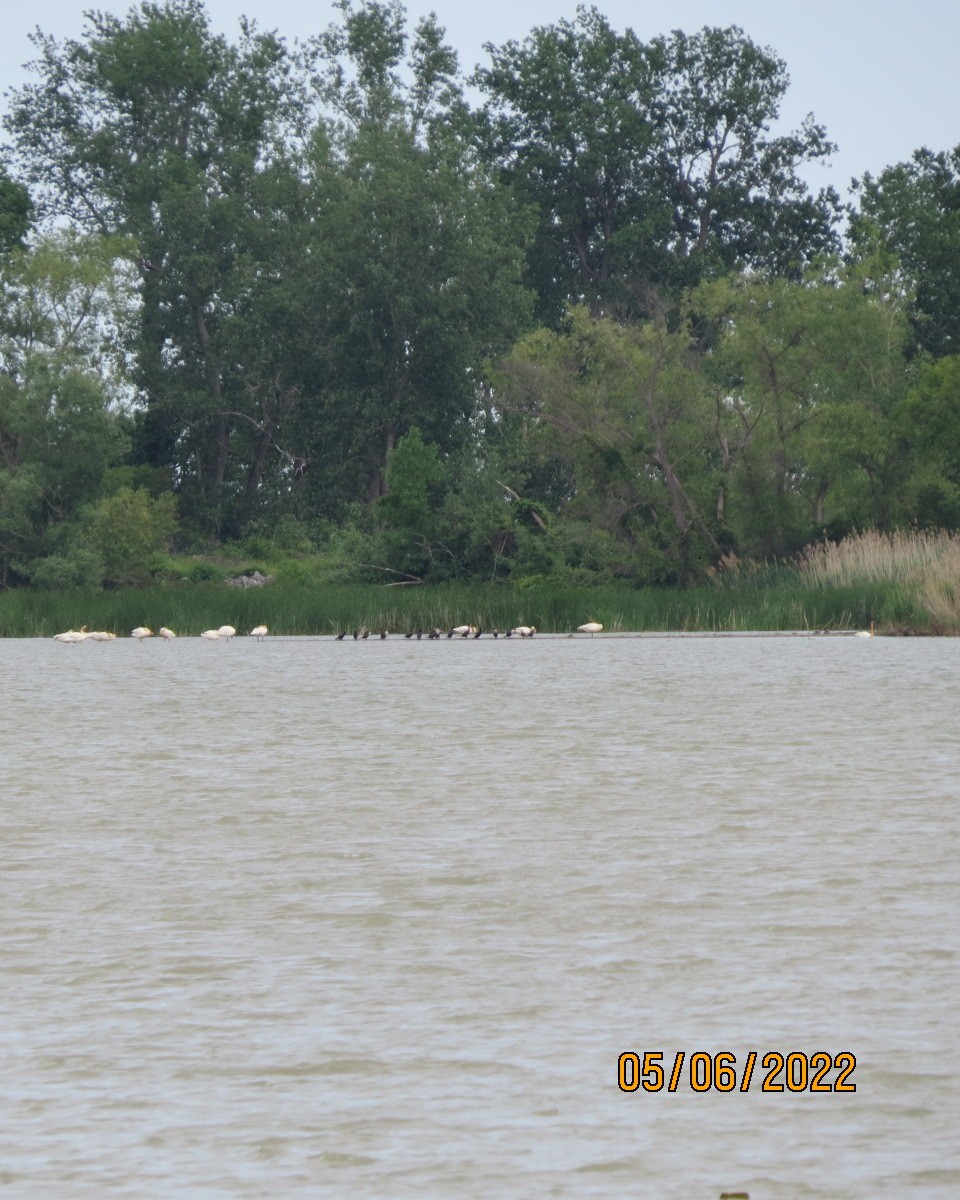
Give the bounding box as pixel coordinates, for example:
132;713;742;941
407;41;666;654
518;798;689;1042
618;1051;857;1094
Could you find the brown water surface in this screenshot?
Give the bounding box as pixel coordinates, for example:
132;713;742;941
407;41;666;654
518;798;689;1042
2;635;958;1197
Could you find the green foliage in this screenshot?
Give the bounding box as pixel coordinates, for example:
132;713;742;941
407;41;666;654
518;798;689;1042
0;162;33;253
851;148;960;358
0;232;132;582
495;306;721;581
893;354;960;526
84;487;178;585
0;4;958;590
26;547;105;590
474;10;839;321
182;560;226;583
378;427;445;554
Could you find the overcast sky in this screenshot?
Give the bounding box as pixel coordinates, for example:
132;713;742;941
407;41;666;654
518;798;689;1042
3;0;958;198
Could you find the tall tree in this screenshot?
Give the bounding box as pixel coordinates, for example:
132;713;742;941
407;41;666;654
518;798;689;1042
0;233;134;582
5;0;310;534
850;147;960;359
694;259;912;553
495;306;721;581
474;8;839;322
291;0;533;508
0;162;33;254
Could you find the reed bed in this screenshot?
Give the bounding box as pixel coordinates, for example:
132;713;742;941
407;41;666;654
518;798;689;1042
797;529;960;632
798;528;960;586
0;579;912;638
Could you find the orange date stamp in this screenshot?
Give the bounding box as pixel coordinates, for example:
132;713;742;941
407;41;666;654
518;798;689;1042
618;1050;857;1094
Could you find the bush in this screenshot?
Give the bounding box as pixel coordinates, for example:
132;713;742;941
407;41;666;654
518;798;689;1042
183;560;226;583
85;486;178;585
28;548;105;589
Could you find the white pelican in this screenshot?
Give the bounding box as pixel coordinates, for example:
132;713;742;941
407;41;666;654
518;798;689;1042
511;626;536;637
577;621;603;636
450;625;476;636
131;626;153;642
86;630;117;641
53;627;87;643
201;629;221;640
250;624;268;641
217;625;236;640
158;627;176;640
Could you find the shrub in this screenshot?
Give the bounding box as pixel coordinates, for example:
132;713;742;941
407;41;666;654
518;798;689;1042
28;548;105;589
183;561;226;583
85;486;178;585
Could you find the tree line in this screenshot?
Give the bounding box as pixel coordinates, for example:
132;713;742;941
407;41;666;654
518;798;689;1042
1;0;958;588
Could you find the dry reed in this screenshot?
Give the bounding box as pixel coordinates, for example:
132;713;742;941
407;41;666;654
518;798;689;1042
798;529;960;586
798;529;960;632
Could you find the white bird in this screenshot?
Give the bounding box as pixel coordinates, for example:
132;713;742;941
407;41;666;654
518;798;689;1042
86;630;117;642
217;625;236;640
577;621;604;636
158;627;177;640
131;626;153;642
200;629;221;640
53;627;87;643
511;626;536;637
450;625;475;636
250;624;268;641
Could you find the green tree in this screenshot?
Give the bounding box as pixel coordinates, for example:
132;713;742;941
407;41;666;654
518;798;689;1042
84;485;178;583
495;306;721;581
0;162;33;254
289;0;533;513
694;260;912;554
474;8;839;322
851;147;960;359
893;355;960;527
0;234;133;583
5;0;310;535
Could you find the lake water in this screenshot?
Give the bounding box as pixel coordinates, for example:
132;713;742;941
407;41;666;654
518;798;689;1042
2;634;958;1198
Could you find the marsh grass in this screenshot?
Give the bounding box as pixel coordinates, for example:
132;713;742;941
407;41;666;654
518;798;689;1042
798;529;960;587
797;529;960;632
0;578;916;638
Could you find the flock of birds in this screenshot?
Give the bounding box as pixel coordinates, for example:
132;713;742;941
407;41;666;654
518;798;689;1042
52;622;606;642
52;624;267;643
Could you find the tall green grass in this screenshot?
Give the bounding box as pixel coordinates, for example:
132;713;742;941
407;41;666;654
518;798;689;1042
0;579;918;638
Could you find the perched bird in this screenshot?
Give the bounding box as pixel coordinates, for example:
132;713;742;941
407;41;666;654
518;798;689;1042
336;631;347;640
404;631;414;639
428;628;442;640
577;622;603;636
492;629;499;639
361;629;370;640
200;629;221;640
353;630;360;640
158;627;176;641
379;629;388;639
416;629;423;640
131;626;153;642
217;625;236;640
250;624;268;641
473;628;482;639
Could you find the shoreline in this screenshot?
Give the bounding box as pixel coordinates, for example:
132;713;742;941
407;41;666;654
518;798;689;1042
0;578;937;638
